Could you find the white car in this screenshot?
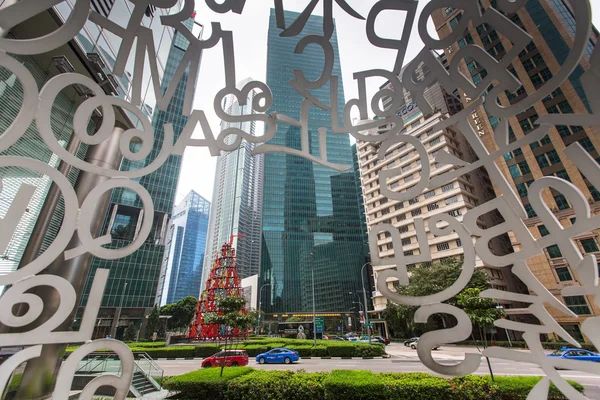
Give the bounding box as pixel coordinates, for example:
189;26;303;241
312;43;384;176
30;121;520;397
409;339;440;350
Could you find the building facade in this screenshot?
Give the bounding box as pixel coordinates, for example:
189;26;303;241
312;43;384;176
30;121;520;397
356;111;523;314
157;191;210;306
202;78;264;292
260;9;368;318
72;2;201;339
430;0;600;342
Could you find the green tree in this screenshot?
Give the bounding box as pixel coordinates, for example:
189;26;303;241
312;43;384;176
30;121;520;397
286;315;309;322
383;257;491;337
457;288;506;347
123;323;137;342
204;294;253;376
161;296;198;333
146;304;160;340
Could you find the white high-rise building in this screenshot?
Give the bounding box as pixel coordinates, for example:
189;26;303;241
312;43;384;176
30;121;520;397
201;78;264;294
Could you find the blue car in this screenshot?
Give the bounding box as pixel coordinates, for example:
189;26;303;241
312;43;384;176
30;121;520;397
256;348;300;364
547;348;600;362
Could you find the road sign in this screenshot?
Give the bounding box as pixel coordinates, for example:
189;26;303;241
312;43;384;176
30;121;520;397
364;323;373;327
315;316;325;333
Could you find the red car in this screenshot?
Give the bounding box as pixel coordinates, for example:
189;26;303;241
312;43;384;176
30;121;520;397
201;350;249;368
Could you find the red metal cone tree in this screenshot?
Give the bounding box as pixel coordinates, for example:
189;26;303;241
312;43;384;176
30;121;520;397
189;235;247;340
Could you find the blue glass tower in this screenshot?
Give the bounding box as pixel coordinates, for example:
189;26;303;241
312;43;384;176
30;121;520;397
157;191;210;306
260;9;368;315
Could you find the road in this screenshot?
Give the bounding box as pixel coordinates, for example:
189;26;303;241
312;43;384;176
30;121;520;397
156;343;600;399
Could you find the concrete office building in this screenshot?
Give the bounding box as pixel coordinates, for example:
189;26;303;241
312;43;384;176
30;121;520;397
431;0;600;342
202;78;264;293
157;191;210;306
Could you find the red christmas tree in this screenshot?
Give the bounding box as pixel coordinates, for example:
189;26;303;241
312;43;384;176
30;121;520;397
189;236;247;340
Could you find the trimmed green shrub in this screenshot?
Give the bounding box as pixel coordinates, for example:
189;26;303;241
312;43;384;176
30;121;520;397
493;376;584;399
286;345;313;357
162;367;253;399
238;345;268;357
226;370;327;400
194;345;221;358
129;346;196;359
310;345;329;357
163;368;585;400
325;344;357;357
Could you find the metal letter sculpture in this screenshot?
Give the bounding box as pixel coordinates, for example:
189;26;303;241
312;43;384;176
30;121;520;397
0;0;598;398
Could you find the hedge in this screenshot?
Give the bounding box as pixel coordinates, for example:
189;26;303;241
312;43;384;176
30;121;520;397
64;338;386;359
162;367;253;399
493;376;584;400
163;368;585;399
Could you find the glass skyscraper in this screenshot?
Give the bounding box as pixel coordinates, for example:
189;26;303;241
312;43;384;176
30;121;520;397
202;78;264;293
75;6;200;338
157;190;210;306
260;10;368;316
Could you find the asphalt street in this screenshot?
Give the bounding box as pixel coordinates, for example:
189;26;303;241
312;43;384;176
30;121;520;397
156;343;600;399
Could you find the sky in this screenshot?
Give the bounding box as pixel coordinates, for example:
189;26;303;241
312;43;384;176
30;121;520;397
175;1;600;205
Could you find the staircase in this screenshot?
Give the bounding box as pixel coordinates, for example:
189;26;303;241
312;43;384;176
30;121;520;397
75;351;163;398
132;371;159;396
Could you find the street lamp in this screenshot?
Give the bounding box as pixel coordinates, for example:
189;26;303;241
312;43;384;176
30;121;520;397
360;262;372;344
258;283;270;335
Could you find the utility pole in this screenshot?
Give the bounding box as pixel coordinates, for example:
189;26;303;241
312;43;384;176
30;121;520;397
361;262;372;344
311;252;316;347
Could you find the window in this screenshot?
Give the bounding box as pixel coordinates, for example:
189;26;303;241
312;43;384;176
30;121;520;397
556;125;571;138
556;170;571;182
555;267;573;282
509;164;521;178
427;203;439;211
404;250;413;256
558;100;573;113
398;225;409;233
429;137;441;147
448;209;463;217
424;190;436;199
445;196;458;205
456;239;462;247
411;208;422;216
516;183;528;198
395;202;404;210
536;154;550;169
538;225;550;237
402;238;411;246
580;238;599;253
554;194;570;210
449;15;462;28
408;198;419;205
518;161;531;175
547;245;563;259
442;183;455;192
525;204;537;218
579;137;596;153
546;150;561;165
564;295;591;315
445;6;454;15
397;214;406;222
437;242;450;251
589;186;600;202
